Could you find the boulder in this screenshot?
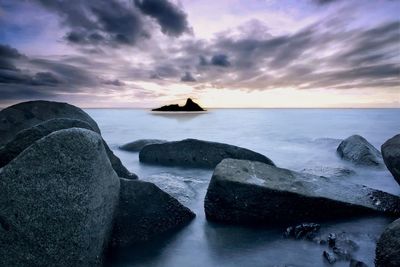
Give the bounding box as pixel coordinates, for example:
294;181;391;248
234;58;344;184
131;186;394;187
0;118;137;179
337;135;383;166
381;134;400;185
0;100;100;146
110;179;195;248
0;128;120;266
204;159;400;225
139;138;275;168
119;139;167;152
376;218;400;267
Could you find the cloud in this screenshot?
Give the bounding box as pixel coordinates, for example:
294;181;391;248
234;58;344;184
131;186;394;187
134;0;189;36
32;0;189;47
102;79;125;86
181;71;196;82
211;54;231;67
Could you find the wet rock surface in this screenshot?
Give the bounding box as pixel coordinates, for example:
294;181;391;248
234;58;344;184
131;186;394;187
337;135;383;167
301;166;356;179
120;139;168;152
376;218;400;267
284;223;321;240
140;138;275;168
0;128;120;267
110;179;195;248
0;100;101;146
204;159;400;225
143;173;205;205
381;134;400;185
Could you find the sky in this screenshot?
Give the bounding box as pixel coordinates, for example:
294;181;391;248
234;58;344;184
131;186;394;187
0;0;399;108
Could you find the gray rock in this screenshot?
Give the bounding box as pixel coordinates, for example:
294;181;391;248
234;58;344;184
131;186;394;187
376;218;400;267
301;166;356;179
337;135;383;166
139;138;275;168
0;100;100;146
119;139;168;152
0;118;137;179
381;134;400;185
204;159;400;225
143;173;203;205
110;179;195;248
0;128;120;266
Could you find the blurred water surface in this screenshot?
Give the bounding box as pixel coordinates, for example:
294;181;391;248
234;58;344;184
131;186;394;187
87;108;400;267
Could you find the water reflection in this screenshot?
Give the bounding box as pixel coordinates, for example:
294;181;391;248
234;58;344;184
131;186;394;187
150;111;208;122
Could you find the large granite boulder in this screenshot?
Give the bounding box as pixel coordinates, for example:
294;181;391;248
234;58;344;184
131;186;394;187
0;100;100;146
204;159;400;225
0;118;137;179
337;135;383;166
381;134;400;185
110;179;195;248
119;139;167;152
139;138;275;168
376;218;400;267
0;128;120;266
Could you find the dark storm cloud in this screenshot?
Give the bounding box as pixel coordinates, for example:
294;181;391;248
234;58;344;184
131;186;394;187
33;0;189;46
163;18;399;91
134;0;189;36
211;54;231;67
103;79;125;86
181;71;196;82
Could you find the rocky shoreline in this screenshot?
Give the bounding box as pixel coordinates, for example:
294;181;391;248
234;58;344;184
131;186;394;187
0;100;399;266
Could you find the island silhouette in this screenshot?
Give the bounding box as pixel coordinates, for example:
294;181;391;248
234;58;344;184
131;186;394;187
152;98;205;112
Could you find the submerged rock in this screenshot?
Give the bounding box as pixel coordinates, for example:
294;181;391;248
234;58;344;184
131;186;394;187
376;218;400;267
381;134;400;185
119;139;167;152
337;135;383;167
0;118;137;179
152;98;205;112
349;259;368;267
284;223;321;240
143;173;201;205
204;159;400;225
323;251;337;264
140;138;275;168
0;100;100;146
110;179;195;248
0;128;120;266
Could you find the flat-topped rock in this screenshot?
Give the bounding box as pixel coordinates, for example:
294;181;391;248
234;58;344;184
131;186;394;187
139;138;275;168
381;134;400;185
0;118;137;179
0;100;100;146
119;139;167;152
337;135;383;166
110;179;195;248
152;98;205;112
376;218;400;267
0;128;120;266
205;159;400;225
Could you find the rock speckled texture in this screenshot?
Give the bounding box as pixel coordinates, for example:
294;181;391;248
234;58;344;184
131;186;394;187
110;179;195;248
0;128;120;266
381;134;400;185
205;159;400;225
0;118;137;179
0;100;100;146
376;218;400;267
337;135;383;166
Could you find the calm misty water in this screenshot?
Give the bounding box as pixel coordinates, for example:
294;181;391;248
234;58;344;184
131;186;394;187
87;109;400;267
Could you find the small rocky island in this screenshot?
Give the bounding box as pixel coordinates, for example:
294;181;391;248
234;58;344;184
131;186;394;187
152;98;205;112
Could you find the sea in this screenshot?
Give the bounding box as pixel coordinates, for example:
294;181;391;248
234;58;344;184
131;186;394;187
86;108;400;267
